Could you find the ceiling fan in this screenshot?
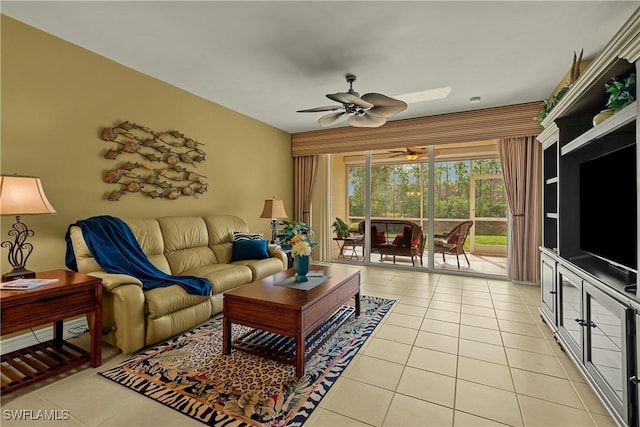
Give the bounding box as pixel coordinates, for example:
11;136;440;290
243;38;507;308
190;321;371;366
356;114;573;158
388;147;429;160
297;74;408;128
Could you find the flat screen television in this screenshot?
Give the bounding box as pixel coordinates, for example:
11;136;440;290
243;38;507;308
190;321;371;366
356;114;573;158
580;143;637;275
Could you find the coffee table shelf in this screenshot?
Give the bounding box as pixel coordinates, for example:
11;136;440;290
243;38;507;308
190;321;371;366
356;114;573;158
232;305;355;365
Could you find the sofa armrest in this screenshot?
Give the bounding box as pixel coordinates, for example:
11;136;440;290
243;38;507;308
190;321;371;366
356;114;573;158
268;244;288;270
106;283;146;354
84;271;143;293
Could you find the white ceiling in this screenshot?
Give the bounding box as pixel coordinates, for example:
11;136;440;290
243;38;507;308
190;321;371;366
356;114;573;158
2;1;638;134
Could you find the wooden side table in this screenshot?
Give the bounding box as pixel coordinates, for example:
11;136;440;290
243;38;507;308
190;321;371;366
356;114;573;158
333;236;363;260
0;269;102;395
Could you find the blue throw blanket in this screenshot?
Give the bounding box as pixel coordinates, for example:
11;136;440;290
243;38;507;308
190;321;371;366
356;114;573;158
65;215;211;296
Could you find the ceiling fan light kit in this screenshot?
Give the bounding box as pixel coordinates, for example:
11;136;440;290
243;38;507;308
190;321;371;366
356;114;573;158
297;74;407;128
388;146;430;160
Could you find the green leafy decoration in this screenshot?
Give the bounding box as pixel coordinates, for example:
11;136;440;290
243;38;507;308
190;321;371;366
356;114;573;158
605;73;636;110
537;85;571;125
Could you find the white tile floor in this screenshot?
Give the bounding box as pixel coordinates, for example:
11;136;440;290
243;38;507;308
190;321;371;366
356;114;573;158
335;251;508;277
1;265;615;426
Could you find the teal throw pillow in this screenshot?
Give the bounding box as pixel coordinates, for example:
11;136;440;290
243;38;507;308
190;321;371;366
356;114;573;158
231;239;270;261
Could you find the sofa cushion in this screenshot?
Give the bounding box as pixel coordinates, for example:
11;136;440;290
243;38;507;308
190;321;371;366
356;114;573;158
447;231;460;244
231;239;270;261
144;285;212;319
145;299;213;347
211;242;233;265
125;218;172;274
157;216;218;274
182;263;253;294
232;257;286;280
232;231;264;241
203;215;250;245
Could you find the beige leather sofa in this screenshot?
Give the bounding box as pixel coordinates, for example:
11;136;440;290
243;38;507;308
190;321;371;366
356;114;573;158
67;215;287;354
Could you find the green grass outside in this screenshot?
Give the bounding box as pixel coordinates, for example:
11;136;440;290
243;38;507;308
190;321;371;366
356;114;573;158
474;235;507;245
426;235;507;250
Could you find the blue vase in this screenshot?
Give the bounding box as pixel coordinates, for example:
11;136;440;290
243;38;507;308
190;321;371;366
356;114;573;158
294;255;310;282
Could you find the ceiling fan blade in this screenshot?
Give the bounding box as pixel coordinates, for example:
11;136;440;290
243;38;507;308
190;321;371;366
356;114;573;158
296;105;342;113
318;111;348;127
348;113;387;128
366;105;408;118
361;93;408;107
407;146;428;153
326;92;374;109
361;93;408;117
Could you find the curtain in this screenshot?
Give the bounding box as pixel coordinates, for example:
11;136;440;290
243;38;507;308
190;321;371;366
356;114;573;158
311;155;331;262
294;155;319;225
497;136;540;283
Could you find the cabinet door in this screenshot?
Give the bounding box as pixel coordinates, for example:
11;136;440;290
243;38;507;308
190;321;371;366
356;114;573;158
558;266;583;358
634;312;639;427
540;253;557;327
583;281;632;424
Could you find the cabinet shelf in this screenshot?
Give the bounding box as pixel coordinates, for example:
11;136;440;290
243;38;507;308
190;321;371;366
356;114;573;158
561;101;637;156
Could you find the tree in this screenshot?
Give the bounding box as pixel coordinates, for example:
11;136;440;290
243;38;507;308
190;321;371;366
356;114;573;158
348;166;365;217
348;157;504;224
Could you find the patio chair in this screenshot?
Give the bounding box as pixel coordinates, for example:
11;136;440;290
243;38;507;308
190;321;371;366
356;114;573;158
357;220;425;266
434;220;473;268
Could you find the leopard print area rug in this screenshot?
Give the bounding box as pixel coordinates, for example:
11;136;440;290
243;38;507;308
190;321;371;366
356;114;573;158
98;295;394;426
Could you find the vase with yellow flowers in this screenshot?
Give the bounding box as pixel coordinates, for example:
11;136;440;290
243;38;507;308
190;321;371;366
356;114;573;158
291;232;315;282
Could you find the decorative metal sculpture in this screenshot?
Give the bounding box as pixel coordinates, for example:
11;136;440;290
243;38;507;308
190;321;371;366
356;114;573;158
100;121;208;200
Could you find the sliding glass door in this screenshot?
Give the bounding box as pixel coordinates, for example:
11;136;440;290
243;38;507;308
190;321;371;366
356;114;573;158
330;141;508;277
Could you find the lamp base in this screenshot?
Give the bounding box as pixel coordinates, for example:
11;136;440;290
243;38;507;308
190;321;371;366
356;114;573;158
270;219;278;245
2;267;36;282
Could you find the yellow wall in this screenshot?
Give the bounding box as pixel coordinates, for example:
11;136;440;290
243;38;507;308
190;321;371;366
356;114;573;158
0;16;293;274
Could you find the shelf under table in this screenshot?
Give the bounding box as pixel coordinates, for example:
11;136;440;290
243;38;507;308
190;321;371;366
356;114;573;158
1;339;91;394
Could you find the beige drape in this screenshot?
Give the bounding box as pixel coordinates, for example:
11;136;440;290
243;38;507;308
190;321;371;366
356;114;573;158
293;155;319;225
497;136;540;283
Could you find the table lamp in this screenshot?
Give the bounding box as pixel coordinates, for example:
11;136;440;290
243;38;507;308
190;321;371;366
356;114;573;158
0;175;57;281
260;198;288;244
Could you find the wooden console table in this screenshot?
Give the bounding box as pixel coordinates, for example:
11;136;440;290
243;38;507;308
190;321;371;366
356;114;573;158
0;270;102;395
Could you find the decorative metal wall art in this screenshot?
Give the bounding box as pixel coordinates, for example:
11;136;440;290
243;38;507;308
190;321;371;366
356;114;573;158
100;121;208;201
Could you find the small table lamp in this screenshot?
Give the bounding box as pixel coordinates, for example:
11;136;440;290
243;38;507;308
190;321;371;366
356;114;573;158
260;198;288;244
0;175;57;281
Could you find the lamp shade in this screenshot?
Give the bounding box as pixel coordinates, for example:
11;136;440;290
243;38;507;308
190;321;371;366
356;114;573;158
0;175;57;215
260;199;288;219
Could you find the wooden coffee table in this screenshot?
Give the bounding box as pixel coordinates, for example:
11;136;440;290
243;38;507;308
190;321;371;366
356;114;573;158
222;264;360;377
